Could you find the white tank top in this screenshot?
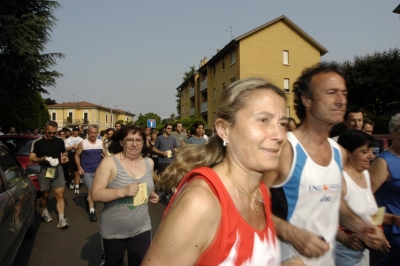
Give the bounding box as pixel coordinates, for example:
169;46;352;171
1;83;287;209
343;170;378;224
272;132;343;266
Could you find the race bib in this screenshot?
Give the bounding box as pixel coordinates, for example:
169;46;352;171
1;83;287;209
371;207;386;226
45;167;56;179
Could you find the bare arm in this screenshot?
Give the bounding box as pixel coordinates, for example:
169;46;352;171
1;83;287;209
75;142;84;175
142;179;220;266
152;146;166;156
369;158;390;193
272;215;329;258
91;155;139;203
29;152;43;163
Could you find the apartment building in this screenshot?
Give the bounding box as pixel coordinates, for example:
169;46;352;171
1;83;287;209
48;101;135;130
177;15;328;127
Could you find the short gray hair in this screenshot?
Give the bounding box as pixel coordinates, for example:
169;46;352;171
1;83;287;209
46;121;58;128
389;113;400;133
87;124;99;132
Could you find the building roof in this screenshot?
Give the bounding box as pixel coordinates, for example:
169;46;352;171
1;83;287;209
48;101;135;116
177;15;328;90
394;4;400;14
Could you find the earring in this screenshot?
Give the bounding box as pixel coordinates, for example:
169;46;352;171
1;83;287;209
223;139;226;146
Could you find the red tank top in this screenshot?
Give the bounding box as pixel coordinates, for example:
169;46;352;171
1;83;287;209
164;166;280;265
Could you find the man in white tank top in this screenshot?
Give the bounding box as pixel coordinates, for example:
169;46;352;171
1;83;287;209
262;62;387;266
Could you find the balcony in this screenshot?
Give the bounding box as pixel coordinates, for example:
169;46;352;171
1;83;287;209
201;101;208;113
189;87;195;98
200;78;208;93
190;107;195;117
64;119;89;126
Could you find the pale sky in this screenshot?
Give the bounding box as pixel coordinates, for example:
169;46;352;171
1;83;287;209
44;0;400;118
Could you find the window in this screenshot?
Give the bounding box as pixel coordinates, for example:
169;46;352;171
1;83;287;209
106;114;108;122
284;78;290;93
231;77;236;83
222;83;225;91
213;88;216;101
83;112;88;123
230;50;236;65
213;66;216;76
51;112;56;121
222;57;225;70
182;104;184;114
283;50;289;65
186;103;188;113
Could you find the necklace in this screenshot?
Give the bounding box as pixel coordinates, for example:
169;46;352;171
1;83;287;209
222;162;262;213
347;165;363;180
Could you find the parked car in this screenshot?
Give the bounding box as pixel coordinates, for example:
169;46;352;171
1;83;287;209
372;134;393;154
0;135;40;191
0;142;40;266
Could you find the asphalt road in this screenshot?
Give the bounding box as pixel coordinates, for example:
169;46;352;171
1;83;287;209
13;184;168;266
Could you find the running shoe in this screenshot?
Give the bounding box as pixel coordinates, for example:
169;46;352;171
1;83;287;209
57;218;69;229
89;211;97;222
42;212;52;222
74;188;79;195
69;180;74;190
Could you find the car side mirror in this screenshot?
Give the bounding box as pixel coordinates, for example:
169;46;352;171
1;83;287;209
25;165;42;175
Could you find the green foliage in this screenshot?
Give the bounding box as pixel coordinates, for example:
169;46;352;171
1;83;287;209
1;90;50;131
0;0;63;130
176;89;181;116
135;113;161;129
342;48;400;115
182;65;196;81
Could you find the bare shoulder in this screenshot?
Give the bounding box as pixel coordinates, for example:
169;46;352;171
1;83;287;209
143;176;222;265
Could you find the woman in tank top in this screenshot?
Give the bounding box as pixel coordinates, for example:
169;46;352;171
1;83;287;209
91;125;159;266
335;130;393;266
142;78;301;265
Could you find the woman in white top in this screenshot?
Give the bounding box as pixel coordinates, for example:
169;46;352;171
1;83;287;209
335;130;389;266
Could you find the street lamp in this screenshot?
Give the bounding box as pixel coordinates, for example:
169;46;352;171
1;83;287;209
110;105;118;127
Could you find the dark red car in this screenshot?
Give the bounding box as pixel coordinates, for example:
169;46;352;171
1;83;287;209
0;135;40;191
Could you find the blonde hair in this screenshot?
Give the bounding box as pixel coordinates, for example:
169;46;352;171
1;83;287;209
157;77;285;191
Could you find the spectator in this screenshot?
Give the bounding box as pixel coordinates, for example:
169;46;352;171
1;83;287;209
115;122;122;131
369;113;400;265
170;122;187;148
362;118;375;135
142;77;286;265
29;121;69;229
7;127;17;135
186;121;206;145
91;125;159;266
102;128;115;156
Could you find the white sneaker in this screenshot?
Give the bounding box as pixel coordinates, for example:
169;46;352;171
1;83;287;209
74;188;79;195
42;212;52;222
57;218;69;229
69;180;74;190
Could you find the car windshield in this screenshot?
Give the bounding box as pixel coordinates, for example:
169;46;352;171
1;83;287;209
0;138;34;156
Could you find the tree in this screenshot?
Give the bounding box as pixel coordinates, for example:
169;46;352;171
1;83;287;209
44;98;57;105
342;48;400;115
0;0;64;130
182;65;196;81
135;113;161;129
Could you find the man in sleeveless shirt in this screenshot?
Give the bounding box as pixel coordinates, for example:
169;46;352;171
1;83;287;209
263;62;387;265
75;124;103;222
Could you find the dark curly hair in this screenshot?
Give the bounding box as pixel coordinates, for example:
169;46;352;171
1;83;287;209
293;62;345;121
108;124;150;155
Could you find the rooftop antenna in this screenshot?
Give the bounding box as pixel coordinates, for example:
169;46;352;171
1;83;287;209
226;26;233;39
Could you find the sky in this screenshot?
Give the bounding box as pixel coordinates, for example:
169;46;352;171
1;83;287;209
44;0;400;119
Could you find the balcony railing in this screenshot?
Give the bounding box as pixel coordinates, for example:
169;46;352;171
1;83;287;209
190;87;195;98
64;119;89;125
201;101;208;113
190;107;195;116
200;78;207;92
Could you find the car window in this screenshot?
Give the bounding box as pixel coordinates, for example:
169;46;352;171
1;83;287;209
0;138;34;156
0;145;23;187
